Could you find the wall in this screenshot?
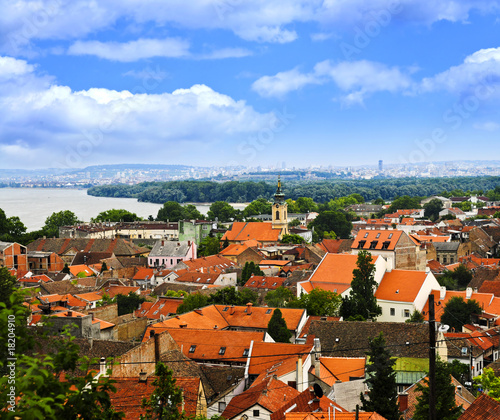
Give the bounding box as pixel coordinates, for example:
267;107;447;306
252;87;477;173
1;243;29;272
111;331;179;377
116;317;148;341
84;303;119;324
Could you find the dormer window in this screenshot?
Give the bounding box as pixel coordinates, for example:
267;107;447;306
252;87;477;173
266;309;272;314
358;240;366;249
461;347;468;355
376;233;381;238
370;241;378;249
388;233;393;239
219;347;226;355
189;345;196;353
243;348;249;357
364;232;369;238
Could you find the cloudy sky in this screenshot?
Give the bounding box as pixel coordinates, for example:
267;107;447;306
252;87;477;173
1;1;500;170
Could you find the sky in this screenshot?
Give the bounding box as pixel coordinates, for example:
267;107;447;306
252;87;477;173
1;1;500;171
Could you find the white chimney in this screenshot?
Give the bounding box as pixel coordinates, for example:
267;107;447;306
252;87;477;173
440;286;446;300
99;357;107;376
296;355;303;392
466;287;473;300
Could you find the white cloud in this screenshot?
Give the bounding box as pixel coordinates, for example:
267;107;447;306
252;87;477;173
252;68;321;98
0;56;35;78
253;59;413;104
0;55;274;168
197;48;253;60
2;0;497;53
420;47;500;94
68;38;190;61
123;67;168;81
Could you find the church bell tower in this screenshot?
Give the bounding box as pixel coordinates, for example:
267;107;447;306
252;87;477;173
272;176;289;236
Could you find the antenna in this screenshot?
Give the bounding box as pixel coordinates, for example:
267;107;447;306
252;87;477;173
438;324;450;333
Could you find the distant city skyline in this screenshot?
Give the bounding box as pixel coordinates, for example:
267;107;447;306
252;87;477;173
1;2;500;169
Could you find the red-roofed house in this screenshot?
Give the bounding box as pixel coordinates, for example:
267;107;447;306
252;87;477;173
297;253;387;298
219;243;263;266
221;377;299;420
244;275;286;290
109;376;207;419
135;296;184;320
352;229;426;271
375;270;440;322
222;222;282;246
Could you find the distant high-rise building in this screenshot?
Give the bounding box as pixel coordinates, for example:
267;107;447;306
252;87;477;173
378;160;383;171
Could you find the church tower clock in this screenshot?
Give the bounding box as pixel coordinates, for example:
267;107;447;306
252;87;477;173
272;176;289;236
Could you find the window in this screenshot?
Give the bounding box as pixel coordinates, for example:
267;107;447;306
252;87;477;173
223;307;229;312
461;347;468;355
376;233;381;238
390;308;395;316
358;240;366;249
189;345;196;353
218;402;226;413
253;410;260;417
266;309;272;314
364;232;369;238
276;211;280;220
369;241;378;249
243;348;249;357
219;347;226;355
404;309;410;318
443;256;447;264
388;233;393;239
382;241;390;250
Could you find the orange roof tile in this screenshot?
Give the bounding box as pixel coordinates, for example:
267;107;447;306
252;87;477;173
110;376;201;419
352;230;403;251
69;264;95;277
285;413;387;420
74;292;103;302
375;270;429;302
422;290;494;322
99;285;140;298
319;357;366;386
259;260;291;266
244;276;286;289
220;243;251;256
222;222;281;243
248;342;313;375
135;297;184;320
133;267;155;280
309;253;375;285
222;377;299;420
181;255;235;271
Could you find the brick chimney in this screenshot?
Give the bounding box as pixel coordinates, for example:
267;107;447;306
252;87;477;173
314;338;321;377
246;302;253;315
398;393;408;413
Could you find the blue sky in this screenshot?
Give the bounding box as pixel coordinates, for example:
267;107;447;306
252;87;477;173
1;1;500;170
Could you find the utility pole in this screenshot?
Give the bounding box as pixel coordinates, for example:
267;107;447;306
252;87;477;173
428;293;436;420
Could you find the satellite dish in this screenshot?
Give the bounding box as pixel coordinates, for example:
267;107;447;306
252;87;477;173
438;324;450;332
313;383;324;398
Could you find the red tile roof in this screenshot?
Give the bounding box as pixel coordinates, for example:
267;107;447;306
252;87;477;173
69;264;95;277
99;285;140;298
222;377;299;420
135;297;184;320
248;342;313;376
244;276;286;289
222;222;281;243
318;357;366;385
285;413;387;420
133;267;155;280
374;270;429;302
352;230;403;251
109;376;202;419
181;255;236;272
458;392;500;419
260;260;292;267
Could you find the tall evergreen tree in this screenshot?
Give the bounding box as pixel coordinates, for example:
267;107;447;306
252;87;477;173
267;308;292;343
340;251;382;320
413;359;461;420
360;332;400;420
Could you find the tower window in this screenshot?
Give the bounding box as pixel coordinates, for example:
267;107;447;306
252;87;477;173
276;210;280;220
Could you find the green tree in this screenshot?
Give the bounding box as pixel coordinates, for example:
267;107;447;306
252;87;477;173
309;210;352;239
243;198;272;218
340;251;382;320
116;292;146;316
240;262;264;285
406;310;425;323
207;201;235;222
439;264;473;290
198;235;221;256
92;209;142;222
141;362;185;420
157;202;188;222
207;286;258;306
441;297;482;331
288;219;301;227
42;210;80;238
288;288;341;316
448;359;469;386
267;308;292;343
182;204;204;220
386;195;421;213
295;197;318;213
413;359;461;420
360;332;400;420
0;267;17;306
475;367;500;401
424;199;444;222
493;211;500;219
265;287;295;308
280;234;304;244
0;210;27;242
176;293;209;314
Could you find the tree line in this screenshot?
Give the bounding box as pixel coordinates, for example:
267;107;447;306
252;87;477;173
87;176;500;204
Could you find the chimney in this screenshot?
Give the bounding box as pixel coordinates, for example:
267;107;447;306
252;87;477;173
89;312;95;321
154;332;160;363
139;371;148;383
296;355;303;392
188;241;191;246
230;305;235;315
440;286;446;300
398;393;408;413
67;310;73;317
161;240;164;246
313;338;321;377
99;357;106;376
466;287;473;300
246;302;253;315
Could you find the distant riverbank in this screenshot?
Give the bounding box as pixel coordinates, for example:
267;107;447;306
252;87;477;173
0;188;247;232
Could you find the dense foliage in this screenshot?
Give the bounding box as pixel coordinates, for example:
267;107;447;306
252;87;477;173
267;308;292;343
440;297;482;331
88;176;500;204
116;292;146;316
91;209;142;222
360;332;400;420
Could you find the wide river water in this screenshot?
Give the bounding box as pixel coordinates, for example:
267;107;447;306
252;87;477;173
0;188;248;231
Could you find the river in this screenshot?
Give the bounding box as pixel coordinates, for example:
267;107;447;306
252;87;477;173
0;188;248;231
